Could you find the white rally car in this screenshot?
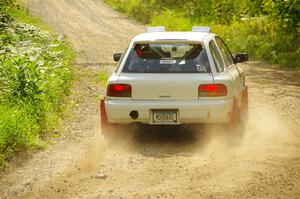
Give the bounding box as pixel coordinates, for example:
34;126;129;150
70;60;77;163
101;27;248;134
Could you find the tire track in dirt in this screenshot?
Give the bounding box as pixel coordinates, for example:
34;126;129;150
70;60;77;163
0;0;300;198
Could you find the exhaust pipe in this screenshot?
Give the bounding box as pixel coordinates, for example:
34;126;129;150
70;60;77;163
130;111;139;120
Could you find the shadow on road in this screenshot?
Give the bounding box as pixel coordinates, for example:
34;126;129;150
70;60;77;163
107;124;244;158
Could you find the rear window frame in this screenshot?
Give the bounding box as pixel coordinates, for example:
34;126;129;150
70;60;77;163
121;41;211;74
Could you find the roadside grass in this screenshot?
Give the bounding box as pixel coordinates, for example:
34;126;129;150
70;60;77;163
0;2;74;167
98;71;109;88
95;69;109;102
104;0;300;70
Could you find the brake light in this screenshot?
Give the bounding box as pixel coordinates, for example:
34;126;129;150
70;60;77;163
107;84;132;97
199;84;227;97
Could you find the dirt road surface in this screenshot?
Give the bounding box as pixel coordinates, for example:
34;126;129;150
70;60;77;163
1;0;300;198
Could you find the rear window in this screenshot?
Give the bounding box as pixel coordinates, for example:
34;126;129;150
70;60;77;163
122;43;211;73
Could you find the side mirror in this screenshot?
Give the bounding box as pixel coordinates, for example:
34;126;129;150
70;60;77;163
113;53;122;62
234;53;248;63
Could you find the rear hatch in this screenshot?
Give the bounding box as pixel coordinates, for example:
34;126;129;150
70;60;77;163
117;73;213;100
118;42;214;100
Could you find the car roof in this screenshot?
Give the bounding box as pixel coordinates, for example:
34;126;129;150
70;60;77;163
132;32;213;43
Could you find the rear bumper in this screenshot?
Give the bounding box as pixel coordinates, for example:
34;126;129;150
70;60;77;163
105;99;233;125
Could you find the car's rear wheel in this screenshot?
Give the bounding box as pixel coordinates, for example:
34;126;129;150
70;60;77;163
241;86;249;123
100;98;115;137
228;97;238;128
100;99;132;140
238;86;249;131
227;92;248;135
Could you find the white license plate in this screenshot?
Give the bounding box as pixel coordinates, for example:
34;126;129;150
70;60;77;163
153;110;178;124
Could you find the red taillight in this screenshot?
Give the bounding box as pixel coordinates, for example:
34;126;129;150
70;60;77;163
199;84;227;97
107;84;132;97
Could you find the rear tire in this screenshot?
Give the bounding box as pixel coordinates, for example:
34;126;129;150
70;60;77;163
229;97;239;129
100;97;115;138
227;96;246;136
241;86;249;123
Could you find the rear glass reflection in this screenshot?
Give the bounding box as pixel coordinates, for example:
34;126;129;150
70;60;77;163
122;43;211;73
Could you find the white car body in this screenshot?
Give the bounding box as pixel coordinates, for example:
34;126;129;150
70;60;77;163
103;28;247;126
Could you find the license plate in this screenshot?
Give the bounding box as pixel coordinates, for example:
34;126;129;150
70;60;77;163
153;110;178;124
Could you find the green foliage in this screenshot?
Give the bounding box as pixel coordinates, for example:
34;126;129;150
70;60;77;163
104;0;156;23
0;0;17;25
212;19;300;68
105;0;300;68
151;10;192;31
98;71;109;88
0;1;73;167
0;0;17;14
263;0;300;33
0;104;38;166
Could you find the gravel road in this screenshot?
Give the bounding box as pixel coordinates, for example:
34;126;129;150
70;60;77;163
0;0;300;198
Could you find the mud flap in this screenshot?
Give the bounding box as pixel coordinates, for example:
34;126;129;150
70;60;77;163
230;97;239;129
241;86;249;121
100;97;109;136
228;86;248;135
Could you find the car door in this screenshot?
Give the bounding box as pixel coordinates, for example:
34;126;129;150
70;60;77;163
215;37;243;100
209;39;236;98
